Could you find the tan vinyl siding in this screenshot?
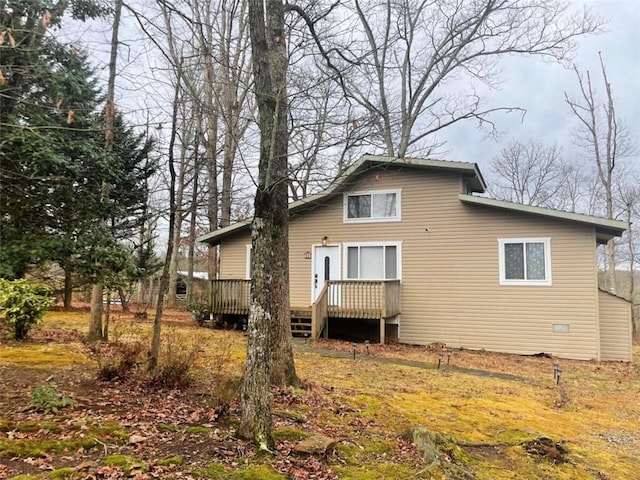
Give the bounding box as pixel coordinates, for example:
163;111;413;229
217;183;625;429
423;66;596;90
598;290;633;361
219;236;250;279
218;166;613;360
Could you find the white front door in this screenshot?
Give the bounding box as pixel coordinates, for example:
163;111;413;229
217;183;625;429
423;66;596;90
312;245;340;302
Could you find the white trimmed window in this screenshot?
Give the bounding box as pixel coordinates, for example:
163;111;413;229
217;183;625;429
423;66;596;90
245;245;252;279
498;238;552;286
344;242;401;280
344;189;401;223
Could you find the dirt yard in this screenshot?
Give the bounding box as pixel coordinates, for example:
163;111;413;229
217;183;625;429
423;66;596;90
0;308;638;479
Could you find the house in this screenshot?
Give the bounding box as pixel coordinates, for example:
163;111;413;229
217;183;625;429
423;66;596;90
197;155;633;361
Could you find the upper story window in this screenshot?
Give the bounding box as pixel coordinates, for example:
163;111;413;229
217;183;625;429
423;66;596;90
344;189;401;223
498;238;552;286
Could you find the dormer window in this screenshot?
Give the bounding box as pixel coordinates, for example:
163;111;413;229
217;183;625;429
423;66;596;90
344;189;401;223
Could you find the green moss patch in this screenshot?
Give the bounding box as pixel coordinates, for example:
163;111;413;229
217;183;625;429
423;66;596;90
156;423;178;432
49;467;76;479
0;345;86;367
186;425;217;435
103;455;146;475
335;462;419;480
15;420;63;434
0;437;96;457
156;456;184;466
197;463;286;480
273;426;308;442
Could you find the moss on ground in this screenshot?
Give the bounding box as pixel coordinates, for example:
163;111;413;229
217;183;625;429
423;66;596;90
0;418;129;458
186;426;217;435
102;454;146;475
273;426;308;442
0;437;96;457
48;467;76;479
334;462;424;480
14;420;62;434
197;462;286;480
0;344;86;367
156;455;184;466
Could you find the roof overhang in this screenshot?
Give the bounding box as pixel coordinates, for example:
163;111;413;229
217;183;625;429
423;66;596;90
458;194;628;244
197;154;487;245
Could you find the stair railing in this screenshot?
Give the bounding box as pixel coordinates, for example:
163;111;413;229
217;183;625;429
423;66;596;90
311;282;329;340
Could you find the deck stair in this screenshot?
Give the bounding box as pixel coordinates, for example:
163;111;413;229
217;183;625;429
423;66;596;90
290;308;312;337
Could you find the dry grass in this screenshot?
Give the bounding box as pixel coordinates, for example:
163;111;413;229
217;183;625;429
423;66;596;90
0;310;638;479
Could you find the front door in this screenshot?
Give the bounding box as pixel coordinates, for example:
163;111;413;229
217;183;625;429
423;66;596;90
312;245;340;303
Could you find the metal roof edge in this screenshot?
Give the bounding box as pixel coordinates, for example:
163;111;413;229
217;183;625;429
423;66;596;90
458;194;628;234
597;287;632;302
196;219;252;244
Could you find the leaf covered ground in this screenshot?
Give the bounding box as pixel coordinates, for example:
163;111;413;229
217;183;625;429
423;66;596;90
0;308;638;479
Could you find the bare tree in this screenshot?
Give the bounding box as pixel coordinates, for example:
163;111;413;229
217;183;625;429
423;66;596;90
490;140;582;210
315;0;604;157
565;53;634;293
149;67;182;372
616;175;639;337
287;67;370;200
88;0;123;341
215;0;253;227
239;0;300;449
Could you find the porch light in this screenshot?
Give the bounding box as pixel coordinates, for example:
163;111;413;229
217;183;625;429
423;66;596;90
322;236;329;246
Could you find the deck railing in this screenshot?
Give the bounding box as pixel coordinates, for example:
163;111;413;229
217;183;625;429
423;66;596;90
209;278;401;340
325;280;401;319
382;280;401;318
311;282;329;339
209;279;251;315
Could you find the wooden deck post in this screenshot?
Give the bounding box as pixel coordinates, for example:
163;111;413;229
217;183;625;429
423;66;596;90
380;282;387;344
311;306;317;340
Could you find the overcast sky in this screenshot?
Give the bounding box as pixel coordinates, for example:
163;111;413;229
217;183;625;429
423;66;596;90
65;0;639;183
440;0;640;176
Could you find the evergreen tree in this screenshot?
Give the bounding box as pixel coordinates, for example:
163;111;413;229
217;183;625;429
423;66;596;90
0;1;158;297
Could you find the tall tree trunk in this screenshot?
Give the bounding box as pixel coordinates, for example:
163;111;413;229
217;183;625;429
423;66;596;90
117;286;130;312
187;167;199;303
103;292;111;342
566;54;632;294
87;0;123;341
625;199;637;338
149;70;181;373
239;0;298;448
63;269;72;309
204;58;219;281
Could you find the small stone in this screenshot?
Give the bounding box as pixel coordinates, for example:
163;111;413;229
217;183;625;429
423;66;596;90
399;426;438;463
128;434;147;444
293;434;336;455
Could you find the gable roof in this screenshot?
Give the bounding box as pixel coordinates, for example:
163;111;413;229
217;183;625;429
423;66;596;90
458;194;628;244
197;154;486;245
197;154;627;246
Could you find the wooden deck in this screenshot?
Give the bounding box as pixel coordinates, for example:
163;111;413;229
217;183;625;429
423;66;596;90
209;279;401;343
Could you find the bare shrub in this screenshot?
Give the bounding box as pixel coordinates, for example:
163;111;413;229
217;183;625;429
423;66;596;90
150;329;203;389
91;317;148;381
93;340;146;381
207;333;235;382
210;375;241;420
